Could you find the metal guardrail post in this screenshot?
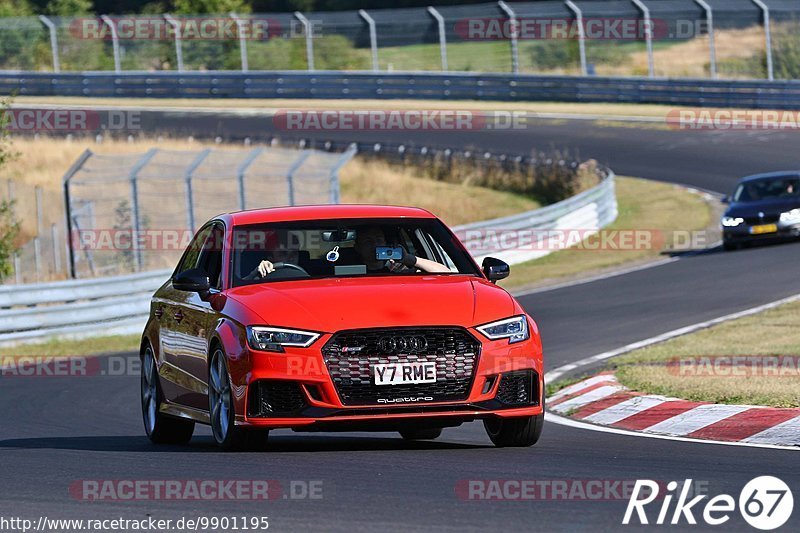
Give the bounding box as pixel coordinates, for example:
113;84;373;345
230;12;249;72
427;7;448;71
38;15;60;73
62;149;93;279
752;0;774;81
631;0;655;78
358;10;379;72
565;1;588;76
328;144;357;204
100;15;121;73
184;148;211;232
285;150;312;206
498;1;519;74
129;149;158;272
294;12;315;71
693;0;717;79
237;147;265;210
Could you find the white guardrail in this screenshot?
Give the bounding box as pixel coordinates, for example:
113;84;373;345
0;173;617;347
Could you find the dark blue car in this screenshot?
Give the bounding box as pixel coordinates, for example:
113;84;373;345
722;171;800;250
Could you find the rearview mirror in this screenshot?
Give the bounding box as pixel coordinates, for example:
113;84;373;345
173;268;211;295
322;229;356;242
482;257;510;283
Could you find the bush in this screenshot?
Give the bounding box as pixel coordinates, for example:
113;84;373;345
0;199;20;280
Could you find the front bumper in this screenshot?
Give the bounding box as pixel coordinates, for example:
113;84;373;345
234;329;543;430
723;221;800;244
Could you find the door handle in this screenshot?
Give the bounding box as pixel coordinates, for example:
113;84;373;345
174;310;184;323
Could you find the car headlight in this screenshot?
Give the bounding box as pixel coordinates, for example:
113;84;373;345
779;208;800;223
721;216;745;227
246;326;320;353
476;315;530;344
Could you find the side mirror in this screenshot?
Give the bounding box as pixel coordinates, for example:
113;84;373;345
721;195;730;204
482;257;510;283
173;268;211;295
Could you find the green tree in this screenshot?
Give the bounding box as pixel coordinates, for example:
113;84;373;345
0;99;20;281
173;0;251;14
44;0;91;15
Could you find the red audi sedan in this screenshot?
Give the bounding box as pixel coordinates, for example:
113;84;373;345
140;205;544;450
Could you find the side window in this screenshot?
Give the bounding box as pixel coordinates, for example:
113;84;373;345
176;225;212;275
198;223;225;289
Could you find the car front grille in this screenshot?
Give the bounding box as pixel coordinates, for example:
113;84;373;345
247;380;307;418
321;327;481;406
495;370;539;406
743;215;780;225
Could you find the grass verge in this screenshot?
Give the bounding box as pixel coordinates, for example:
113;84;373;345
0;334;140;358
501;176;712;291
611;300;800;408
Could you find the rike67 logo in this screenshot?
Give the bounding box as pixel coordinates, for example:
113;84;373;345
624;477;793;530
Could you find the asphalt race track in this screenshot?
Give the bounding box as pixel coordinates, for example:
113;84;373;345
2;112;799;531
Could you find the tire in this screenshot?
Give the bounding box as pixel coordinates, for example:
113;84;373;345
209;346;269;452
483;414;544;447
399;428;442;440
141;345;195;445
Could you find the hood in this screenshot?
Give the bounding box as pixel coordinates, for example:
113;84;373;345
726;198;800;218
225;275;515;332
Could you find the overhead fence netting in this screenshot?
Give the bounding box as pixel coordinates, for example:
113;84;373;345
62;146;353;279
764;0;800;80
242;13;298;71
367;6;441;72
52;16;115;71
437;2;513;73
511;1;579;74
0;17;46;70
573;1;646;76
308;11;371;71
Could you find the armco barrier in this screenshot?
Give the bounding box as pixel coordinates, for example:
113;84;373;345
0;173;617;346
3;71;800;109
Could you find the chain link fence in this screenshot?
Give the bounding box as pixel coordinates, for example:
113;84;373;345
1;2;799;79
1;144;354;284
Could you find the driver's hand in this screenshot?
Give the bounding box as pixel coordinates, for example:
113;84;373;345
257;260;275;278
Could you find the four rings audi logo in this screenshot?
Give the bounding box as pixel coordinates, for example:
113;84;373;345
377;335;428;353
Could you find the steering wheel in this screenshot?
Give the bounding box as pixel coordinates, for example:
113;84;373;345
271;262;310;276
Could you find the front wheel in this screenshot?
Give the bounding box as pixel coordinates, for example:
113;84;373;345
483;414;543;447
141;345;195;444
209;347;269;451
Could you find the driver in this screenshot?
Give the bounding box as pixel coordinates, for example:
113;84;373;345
353;226;450;273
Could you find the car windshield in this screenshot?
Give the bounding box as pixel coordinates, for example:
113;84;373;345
733;177;800;203
231;218;480;286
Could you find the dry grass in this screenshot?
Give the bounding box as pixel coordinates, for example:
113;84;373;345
599;26;767;78
501;176;712;290
0;334;140;358
613;300;800;407
3;136;538;236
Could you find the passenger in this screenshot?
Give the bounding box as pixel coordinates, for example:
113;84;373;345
353;226;450;274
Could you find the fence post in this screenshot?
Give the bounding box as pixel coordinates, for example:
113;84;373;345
286;150;312;206
359;10;379;72
129;149;158;272
35;185;43;237
497;1;519;74
752;0;774;80
62;149;93;279
34;237;41;281
51;223;61;275
100;15;121;73
164;14;185;72
328;144;358;204
294;12;315;71
185;148;211;232
693;0;717;78
631;0;655;78
565;1;588;76
237;147;265;210
427;7;448;71
38;15;60;73
230;12;249;72
6;179;14;205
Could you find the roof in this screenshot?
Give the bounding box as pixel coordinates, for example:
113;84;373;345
740;171;800;183
225;204;437;226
